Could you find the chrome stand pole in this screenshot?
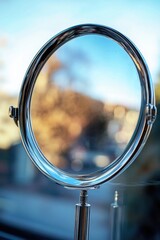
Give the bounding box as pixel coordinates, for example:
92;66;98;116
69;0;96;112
74;190;90;240
111;191;121;240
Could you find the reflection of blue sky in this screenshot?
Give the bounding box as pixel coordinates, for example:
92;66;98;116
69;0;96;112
54;35;140;109
0;0;160;102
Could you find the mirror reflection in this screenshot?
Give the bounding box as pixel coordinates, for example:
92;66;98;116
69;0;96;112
31;35;141;174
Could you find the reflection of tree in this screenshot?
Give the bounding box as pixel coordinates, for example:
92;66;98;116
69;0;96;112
31;51;138;173
61;48;90;88
31;55;108;169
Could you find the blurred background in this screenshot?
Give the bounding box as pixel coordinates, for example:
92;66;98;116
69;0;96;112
0;1;160;239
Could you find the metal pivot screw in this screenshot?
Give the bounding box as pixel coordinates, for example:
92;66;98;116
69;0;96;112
79;190;88;206
9;106;19;127
146;104;157;125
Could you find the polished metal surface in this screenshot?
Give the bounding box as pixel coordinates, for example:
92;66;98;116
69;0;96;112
10;24;156;189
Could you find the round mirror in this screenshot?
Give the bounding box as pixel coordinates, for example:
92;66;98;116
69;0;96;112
31;34;141;174
17;24;156;189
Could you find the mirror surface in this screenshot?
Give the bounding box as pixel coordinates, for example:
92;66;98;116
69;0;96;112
31;34;141;174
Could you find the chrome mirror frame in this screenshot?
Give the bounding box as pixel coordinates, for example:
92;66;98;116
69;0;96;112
10;24;156;189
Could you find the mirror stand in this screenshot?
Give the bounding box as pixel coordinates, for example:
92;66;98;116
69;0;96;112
74;190;90;240
9;24;156;240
